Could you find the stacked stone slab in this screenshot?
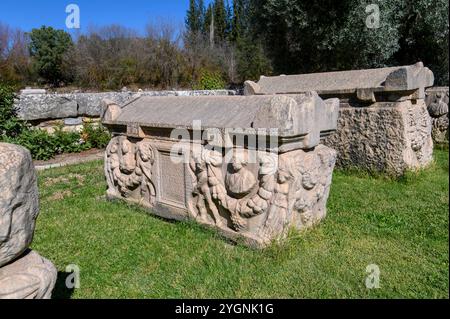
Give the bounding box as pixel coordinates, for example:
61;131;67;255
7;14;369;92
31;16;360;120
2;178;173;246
426;87;449;144
0;143;57;299
102;93;339;247
244;62;435;175
15;89;238;121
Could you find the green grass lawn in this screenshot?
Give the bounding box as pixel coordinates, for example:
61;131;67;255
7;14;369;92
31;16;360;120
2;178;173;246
31;149;449;299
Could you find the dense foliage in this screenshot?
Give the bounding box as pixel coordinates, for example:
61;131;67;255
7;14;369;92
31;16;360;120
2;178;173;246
251;0;449;84
0;0;448;88
0;83;110;160
0;84;27;138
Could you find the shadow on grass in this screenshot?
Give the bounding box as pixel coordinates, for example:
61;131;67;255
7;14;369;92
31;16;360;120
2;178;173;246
52;271;75;299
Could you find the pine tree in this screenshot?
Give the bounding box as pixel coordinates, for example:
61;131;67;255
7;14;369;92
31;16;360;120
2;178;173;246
185;0;205;35
186;0;199;34
213;0;228;42
197;0;206;32
231;0;244;42
225;0;233;40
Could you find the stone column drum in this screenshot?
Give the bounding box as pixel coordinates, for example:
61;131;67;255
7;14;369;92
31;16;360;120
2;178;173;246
0;143;57;299
244;62;435;175
102;93;339;247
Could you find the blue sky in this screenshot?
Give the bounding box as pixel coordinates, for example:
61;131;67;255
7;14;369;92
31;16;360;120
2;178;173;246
0;0;210;34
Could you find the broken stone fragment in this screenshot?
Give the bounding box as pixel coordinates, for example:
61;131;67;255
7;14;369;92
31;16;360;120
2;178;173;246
0;143;57;299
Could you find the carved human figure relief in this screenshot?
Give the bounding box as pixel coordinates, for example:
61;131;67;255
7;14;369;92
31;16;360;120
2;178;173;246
225;149;257;198
136;141;156;205
189;149;224;227
258;155;293;239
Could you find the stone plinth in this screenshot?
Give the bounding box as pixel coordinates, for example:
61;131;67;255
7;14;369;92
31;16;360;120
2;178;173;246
426;87;449;144
102;94;339;247
244;62;435;175
0;143;57;299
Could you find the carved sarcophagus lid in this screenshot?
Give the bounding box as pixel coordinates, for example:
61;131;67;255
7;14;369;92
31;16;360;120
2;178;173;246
102;93;339;247
244;62;434;102
103;93;339;151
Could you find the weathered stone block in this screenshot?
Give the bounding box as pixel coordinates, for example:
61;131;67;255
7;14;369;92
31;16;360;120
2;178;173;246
0;143;57;299
0;250;57;299
322;100;432;174
15;90;238;121
426;87;449;144
102;94;338;247
244;63;435;175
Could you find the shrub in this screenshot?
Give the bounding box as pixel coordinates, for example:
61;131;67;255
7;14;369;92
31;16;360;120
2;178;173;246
53;126;91;154
81;122;111;149
4;129;57;161
0;83;28;138
4;124;111;161
195;69;226;90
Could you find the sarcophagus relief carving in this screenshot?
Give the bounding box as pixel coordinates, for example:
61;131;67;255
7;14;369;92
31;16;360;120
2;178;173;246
102;94;339;247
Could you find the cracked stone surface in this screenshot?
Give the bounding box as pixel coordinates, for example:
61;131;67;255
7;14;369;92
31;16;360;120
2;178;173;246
0;143;57;299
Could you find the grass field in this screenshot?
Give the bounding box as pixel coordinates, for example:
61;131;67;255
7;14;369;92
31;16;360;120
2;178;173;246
31;149;449;299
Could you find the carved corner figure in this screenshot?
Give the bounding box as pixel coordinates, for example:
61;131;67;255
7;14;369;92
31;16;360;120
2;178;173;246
426;87;449;144
0;143;57;299
105;137;157;207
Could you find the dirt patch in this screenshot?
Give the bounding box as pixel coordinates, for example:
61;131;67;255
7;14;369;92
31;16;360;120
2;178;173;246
48;190;73;201
44;173;85;187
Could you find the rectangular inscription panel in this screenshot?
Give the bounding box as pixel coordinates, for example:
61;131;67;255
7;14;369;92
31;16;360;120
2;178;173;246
159;152;186;208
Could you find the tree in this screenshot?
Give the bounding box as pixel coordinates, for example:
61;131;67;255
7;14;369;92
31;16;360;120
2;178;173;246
0;23;32;86
186;0;206;35
28;26;73;85
250;0;448;85
236;36;272;82
213;0;229;42
394;0;449;85
231;0;244;42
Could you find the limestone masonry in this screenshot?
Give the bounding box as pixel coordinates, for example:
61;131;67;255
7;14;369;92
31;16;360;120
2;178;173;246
102;93;339;247
0;143;57;299
244;62;435;175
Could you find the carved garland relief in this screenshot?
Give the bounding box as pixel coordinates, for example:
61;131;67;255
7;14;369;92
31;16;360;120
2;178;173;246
105;136;336;242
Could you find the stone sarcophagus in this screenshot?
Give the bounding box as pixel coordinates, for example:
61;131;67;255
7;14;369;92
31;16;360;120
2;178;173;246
102;94;339;247
244;62;435;175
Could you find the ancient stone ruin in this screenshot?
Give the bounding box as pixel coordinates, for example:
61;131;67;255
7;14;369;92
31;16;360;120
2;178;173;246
14;89;237;134
102;93;339;247
244;62;435;175
0;143;57;299
426;87;449;144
